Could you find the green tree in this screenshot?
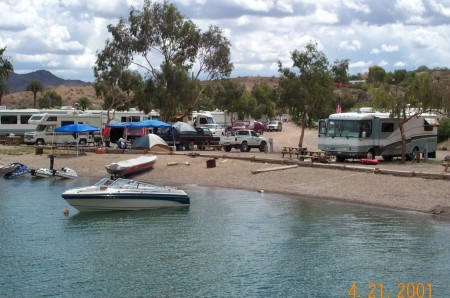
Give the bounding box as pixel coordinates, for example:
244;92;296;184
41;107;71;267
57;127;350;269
76;96;92;110
331;59;349;83
278;41;335;148
0;47;14;106
251;82;276;120
94;0;232;121
38;90;62;108
367;65;386;83
0;80;9;106
26;80;44;108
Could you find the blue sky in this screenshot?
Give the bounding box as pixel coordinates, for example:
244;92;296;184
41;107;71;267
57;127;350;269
1;0;449;82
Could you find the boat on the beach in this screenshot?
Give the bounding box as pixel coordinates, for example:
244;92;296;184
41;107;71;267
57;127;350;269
0;162;16;174
31;167;78;179
105;155;157;178
3;163;30;179
61;177;190;212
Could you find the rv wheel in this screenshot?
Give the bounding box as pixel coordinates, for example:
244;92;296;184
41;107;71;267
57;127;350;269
366;150;375;159
35;139;45;146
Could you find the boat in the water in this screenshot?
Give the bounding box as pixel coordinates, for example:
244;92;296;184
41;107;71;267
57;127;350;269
61;177;190;212
3;163;29;179
31;167;78;179
105;155;157;178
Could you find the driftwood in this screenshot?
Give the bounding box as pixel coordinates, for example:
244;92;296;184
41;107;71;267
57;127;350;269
251;164;298;174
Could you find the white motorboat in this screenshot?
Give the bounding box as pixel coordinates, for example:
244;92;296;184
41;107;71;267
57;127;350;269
105;155;157;178
61;178;190;212
0;162;16;174
31;167;78;179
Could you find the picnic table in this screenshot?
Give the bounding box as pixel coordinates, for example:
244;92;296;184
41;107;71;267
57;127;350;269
1;136;22;146
281;147;308;159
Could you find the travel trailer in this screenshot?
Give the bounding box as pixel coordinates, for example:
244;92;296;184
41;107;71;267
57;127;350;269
191;111;226;136
317;109;439;162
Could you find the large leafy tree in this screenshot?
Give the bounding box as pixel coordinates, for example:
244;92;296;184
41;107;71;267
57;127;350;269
278;41;335;148
26;80;44;108
0;47;14;106
38;90;62;108
94;0;232;121
251;82;276;120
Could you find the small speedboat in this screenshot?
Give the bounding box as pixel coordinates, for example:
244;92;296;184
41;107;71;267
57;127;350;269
61;178;190;212
3;163;29;179
105;155;157;178
31;167;78;179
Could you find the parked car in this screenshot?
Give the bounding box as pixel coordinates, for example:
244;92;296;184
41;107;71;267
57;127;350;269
267;120;282;132
252;121;265;134
231;121;250;132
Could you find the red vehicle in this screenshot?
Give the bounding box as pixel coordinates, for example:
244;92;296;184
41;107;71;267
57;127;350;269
252;121;265;134
231;121;250;132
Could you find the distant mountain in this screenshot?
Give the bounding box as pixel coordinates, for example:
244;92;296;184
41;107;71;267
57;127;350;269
6;70;90;93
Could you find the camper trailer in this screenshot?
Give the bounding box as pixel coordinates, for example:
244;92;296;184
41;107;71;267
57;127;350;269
317;110;439;162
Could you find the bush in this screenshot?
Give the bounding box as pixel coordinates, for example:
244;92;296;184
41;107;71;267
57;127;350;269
438;118;450;143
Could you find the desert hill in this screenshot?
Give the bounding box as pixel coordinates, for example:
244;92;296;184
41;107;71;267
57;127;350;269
1;72;280;109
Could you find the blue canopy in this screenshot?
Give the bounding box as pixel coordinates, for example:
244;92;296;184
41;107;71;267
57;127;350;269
55;123;100;133
128;120;171;129
106;122;133;128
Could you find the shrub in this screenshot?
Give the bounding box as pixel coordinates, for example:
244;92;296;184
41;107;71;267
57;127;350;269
438;118;450;143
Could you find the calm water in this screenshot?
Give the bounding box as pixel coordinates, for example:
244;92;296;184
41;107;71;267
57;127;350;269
1;177;450;297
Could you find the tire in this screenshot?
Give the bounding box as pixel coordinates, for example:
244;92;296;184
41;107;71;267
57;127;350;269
35;139;45;146
224;145;232;152
259;141;267;152
366;149;375;159
197;145;204;150
407;146;420;161
185;141;194;151
79;139;87;146
382;155;393;161
240;142;249;152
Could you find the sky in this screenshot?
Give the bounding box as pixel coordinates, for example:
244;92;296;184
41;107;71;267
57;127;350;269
1;0;450;82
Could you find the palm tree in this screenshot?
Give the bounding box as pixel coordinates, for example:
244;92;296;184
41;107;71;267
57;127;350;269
26;80;44;108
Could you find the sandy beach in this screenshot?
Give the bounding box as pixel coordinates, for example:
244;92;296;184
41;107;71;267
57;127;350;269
1;122;449;216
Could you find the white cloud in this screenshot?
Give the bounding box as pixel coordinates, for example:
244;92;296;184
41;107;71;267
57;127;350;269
339;40;362;51
395;0;426;15
371;44;400;54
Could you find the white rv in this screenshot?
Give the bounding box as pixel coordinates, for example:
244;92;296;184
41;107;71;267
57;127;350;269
318;109;439;162
24;111;103;145
0;107;76;138
191;111;226;136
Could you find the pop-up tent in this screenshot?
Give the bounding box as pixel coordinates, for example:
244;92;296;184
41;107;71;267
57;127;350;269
131;134;169;152
55;123;100;156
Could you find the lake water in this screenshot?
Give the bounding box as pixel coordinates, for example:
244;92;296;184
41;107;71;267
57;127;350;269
1;177;450;297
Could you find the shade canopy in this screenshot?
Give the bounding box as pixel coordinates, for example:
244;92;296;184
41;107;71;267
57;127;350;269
105;122;133;128
131;134;169;150
129;120;171;129
54;123;100;133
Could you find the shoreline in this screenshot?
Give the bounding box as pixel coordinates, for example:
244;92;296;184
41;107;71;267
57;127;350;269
2;148;449;217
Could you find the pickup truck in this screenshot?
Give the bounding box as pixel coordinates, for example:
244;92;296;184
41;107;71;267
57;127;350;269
220;130;267;152
158;126;220;150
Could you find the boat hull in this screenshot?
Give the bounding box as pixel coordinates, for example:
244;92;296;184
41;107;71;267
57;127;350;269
62;177;189;212
62;193;190;211
105;155;157;177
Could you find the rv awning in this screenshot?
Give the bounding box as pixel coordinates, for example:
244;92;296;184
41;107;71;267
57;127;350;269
424;118;439;126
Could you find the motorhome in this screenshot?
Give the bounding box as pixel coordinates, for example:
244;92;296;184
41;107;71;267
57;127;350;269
317;109;439;162
0;107;76;138
24;111;103;145
191;111;226;136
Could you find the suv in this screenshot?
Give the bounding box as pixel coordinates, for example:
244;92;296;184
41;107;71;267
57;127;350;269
267;120;282;132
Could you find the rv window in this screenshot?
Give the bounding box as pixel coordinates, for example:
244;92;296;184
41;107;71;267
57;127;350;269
424;118;437;131
61;121;75;126
1;115;17;124
381;122;394;132
21;115;32;124
48;116;57;122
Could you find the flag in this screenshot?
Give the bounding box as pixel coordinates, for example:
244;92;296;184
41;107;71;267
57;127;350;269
336;96;342;113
